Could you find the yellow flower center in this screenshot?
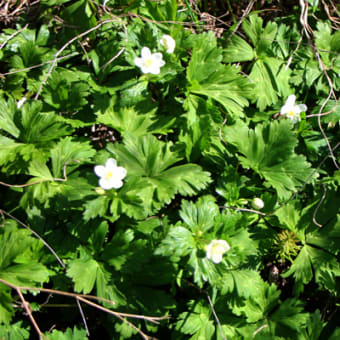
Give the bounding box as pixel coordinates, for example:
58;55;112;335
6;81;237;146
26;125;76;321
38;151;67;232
287;111;295;117
105;172;113;179
145;59;153;67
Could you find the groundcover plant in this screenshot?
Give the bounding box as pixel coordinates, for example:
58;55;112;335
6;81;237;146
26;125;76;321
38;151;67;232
0;0;339;339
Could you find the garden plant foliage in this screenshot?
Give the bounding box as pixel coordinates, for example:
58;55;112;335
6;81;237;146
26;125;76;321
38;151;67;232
0;0;339;338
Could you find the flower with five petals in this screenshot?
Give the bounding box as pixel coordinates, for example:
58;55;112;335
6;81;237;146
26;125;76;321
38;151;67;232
280;95;307;124
94;158;127;190
134;47;165;74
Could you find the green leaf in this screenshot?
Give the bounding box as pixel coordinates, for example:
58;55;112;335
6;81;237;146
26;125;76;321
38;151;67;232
43;70;90;111
269;298;308;338
179;196;219;233
299;310;325;340
155;226;196;260
0;287;15;324
0;322;30;340
17;101;71;143
50;137;96;177
95;263;126;307
66;250;98;294
188;250;225;287
0;220;34;269
96;105;174;137
108;134;211;213
28;160;53;179
83;195;110;221
223;34;255;62
314;21;339;68
224;120;314;199
45;327;88;340
0;98;20;138
0;220;49;286
242;14;277;56
228;281;280;323
179;113;214;161
102;229;135;270
176;300;215;339
282;244;340;295
0;136;38;171
109;176;147;220
60;0;97;38
186;32;253;115
1;263;49;286
248;57;292;110
217;269;263;298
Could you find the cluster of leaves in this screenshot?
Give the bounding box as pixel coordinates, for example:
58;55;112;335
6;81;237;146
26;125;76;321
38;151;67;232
0;0;339;338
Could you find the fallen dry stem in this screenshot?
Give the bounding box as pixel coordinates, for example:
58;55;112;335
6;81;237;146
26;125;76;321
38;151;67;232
0;278;169;339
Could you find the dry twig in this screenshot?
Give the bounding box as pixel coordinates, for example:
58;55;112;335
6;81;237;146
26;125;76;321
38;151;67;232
0;278;168;340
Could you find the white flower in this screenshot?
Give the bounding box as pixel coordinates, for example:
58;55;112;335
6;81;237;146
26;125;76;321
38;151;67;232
134;47;165;74
252;197;264;210
160;34;175;53
206;239;230;264
280;95;307;123
94;158;127;190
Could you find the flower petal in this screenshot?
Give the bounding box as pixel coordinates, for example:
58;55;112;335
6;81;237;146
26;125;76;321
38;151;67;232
106;158;117;171
110;178;123;189
280;104;290;115
94;165;106;177
211;253;223;264
141;47;151;59
149;66;161;75
296;104;307;112
99;178;113;190
134;57;143;67
115;166;127;180
286;95;296;107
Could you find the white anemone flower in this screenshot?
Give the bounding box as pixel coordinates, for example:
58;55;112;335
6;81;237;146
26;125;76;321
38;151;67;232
94;158;127;190
134;47;165;74
160;34;176;53
206;239;230;264
280;95;307;123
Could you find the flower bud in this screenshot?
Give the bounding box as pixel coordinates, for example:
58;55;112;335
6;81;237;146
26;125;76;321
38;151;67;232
252;197;264;210
95;187;106;195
